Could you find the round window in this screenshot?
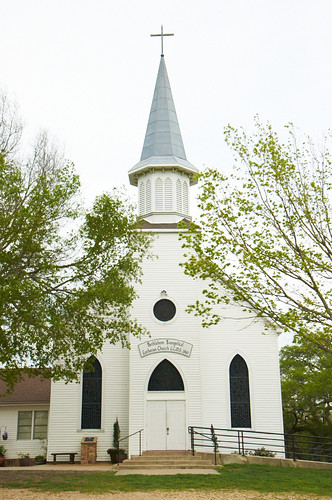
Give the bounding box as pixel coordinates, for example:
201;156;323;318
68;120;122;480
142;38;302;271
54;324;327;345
153;299;176;322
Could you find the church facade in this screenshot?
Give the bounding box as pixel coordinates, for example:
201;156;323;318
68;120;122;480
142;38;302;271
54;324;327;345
0;54;284;462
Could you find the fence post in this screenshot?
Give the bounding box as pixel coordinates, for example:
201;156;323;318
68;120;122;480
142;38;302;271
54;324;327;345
211;424;218;465
292;434;296;461
189;427;195;456
237;431;241;454
241;431;245;456
139;430;142;456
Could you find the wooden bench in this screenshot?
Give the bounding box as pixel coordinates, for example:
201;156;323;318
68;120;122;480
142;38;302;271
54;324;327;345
51;452;77;464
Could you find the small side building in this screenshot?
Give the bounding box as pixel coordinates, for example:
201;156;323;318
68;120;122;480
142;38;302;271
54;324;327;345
0;374;50;460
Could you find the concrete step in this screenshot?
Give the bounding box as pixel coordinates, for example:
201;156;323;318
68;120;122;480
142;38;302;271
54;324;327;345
130;455;208;462
119;451;214;470
121;459;212;466
142;450;193;457
119;463;214;469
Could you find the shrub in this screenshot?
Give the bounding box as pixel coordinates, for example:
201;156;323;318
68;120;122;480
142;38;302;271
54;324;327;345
248;447;276;457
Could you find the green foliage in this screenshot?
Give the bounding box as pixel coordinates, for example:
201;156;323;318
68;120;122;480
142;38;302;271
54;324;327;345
113;417;120;449
0;94;151;390
181;117;332;355
248;447;276;457
280;342;332;436
0;445;7;455
210;424;219;452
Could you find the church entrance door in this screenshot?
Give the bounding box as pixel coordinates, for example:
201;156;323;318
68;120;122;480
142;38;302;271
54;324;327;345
146;400;186;450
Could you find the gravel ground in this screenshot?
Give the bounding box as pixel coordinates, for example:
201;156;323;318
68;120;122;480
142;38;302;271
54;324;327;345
0;489;331;499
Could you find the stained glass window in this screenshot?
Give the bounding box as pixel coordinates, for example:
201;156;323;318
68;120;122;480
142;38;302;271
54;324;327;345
153;299;176;322
81;357;102;429
148;359;184;391
229;355;251;428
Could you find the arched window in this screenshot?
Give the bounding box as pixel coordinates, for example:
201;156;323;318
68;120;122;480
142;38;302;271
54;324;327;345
183;181;189;214
176;179;182;213
146;179;152;213
148;359;184;391
229;355;251;428
139;181;145;215
81;357;102;429
155;178;163;211
165;177;172;211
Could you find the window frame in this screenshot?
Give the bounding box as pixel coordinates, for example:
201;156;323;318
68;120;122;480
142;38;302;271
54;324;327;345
81;357;102;430
229;354;252;428
17;410;48;440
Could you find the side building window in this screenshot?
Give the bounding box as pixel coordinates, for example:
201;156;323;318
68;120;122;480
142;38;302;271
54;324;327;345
81;357;102;429
17;410;48;440
229;355;251;428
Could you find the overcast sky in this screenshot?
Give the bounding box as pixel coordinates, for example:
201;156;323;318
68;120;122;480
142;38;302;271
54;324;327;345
2;0;331;347
2;0;332;208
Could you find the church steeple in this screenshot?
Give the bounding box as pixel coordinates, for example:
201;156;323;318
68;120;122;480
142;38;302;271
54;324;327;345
129;54;198;224
140;56;187;162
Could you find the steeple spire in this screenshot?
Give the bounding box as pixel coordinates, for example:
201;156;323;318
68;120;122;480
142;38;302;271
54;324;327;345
128;52;198;224
140;56;187;161
129;56;198;186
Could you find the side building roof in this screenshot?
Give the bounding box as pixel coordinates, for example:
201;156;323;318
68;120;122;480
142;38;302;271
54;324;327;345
0;374;51;404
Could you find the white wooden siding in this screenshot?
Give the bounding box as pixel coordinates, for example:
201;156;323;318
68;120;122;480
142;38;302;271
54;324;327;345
47;228;283;461
47;345;130;462
0;404;49;459
128;230;283;455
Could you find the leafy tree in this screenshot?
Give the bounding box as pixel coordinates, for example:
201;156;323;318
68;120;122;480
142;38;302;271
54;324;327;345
181;118;332;355
0;94;151;389
280;342;332;436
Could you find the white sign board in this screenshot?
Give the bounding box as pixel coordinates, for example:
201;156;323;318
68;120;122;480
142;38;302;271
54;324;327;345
138;338;193;358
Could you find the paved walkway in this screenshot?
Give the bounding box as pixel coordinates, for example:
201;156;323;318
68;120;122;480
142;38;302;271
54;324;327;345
0;464;218;474
115;468;218;475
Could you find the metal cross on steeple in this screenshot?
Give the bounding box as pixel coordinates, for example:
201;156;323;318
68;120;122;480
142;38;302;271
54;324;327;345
151;25;174;56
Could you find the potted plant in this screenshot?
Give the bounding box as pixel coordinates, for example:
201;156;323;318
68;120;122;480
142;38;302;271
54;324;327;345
18;453;32;466
106;418;127;464
0;445;7;467
34;454;46;465
2;431;8;440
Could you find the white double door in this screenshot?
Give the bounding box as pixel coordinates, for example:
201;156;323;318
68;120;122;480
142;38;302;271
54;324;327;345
146;400;186;450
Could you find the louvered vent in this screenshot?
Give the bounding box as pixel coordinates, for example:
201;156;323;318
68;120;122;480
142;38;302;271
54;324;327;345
183;181;189;214
176;179;182;213
165;177;172;211
155;178;163;211
139;181;145;215
146;179;151;213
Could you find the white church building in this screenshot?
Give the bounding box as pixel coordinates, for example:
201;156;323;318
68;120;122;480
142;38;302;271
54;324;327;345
0;52;284;462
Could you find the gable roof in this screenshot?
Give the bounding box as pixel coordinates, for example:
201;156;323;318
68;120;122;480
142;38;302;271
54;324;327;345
0;374;51;404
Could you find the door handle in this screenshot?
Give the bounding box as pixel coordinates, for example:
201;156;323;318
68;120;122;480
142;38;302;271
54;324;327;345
167;427;169;435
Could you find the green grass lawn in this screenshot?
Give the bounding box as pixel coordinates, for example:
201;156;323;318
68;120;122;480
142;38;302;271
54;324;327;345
0;464;331;497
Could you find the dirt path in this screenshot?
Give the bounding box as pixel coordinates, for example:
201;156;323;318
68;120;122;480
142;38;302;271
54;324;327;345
0;489;330;499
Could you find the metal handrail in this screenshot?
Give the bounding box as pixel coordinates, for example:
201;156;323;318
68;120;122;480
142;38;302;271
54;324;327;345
188;426;332;464
117;428;143;464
